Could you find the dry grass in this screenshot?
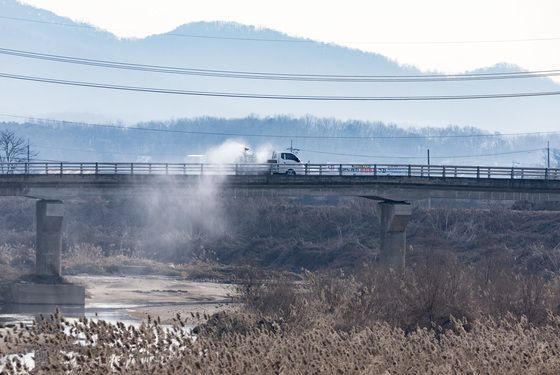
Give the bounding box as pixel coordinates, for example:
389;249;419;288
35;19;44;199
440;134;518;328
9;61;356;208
239;255;560;332
63;244;241;281
2;197;560;274
2;310;560;374
63;243;183;276
2;259;560;374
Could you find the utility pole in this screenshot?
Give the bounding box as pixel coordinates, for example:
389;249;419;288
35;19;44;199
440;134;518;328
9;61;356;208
547;141;550;169
287;140;300;154
427;149;431;208
27;138;30;163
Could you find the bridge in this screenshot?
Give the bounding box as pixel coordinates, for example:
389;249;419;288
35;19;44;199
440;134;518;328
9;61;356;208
1;161;560;287
1;162;560;201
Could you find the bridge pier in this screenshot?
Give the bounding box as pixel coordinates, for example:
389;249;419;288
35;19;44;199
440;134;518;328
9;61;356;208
378;201;412;270
36;199;64;278
7;199;85;312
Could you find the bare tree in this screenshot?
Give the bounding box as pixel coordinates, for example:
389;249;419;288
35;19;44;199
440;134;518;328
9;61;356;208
0;130;36;173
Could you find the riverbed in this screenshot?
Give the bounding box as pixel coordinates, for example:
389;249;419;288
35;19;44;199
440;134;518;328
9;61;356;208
0;275;237;327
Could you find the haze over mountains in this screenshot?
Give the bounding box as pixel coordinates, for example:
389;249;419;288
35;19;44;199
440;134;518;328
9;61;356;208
1;0;560;133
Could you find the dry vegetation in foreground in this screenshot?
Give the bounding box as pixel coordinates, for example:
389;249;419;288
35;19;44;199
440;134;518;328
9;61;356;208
3;256;560;374
2;311;560;374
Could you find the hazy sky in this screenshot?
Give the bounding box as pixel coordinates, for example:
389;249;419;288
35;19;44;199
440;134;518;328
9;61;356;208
18;0;560;74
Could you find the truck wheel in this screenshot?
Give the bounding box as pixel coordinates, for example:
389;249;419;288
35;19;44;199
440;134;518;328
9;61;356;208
286;169;296;175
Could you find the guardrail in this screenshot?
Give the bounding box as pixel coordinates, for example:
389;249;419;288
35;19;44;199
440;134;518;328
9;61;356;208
0;162;558;180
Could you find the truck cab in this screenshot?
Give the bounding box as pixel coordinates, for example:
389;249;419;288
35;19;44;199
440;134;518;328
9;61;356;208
268;151;303;175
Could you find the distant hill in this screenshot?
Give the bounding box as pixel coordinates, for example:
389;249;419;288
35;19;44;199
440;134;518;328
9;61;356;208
1;0;560;132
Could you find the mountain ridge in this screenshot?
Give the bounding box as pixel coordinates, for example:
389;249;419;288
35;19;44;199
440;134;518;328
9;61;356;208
2;0;533;76
1;0;559;132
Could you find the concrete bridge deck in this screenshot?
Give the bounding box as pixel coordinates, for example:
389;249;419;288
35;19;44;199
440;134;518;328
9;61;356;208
0;162;559;201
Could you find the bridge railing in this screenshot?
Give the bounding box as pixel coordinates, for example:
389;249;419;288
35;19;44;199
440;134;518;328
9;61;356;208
0;162;559;180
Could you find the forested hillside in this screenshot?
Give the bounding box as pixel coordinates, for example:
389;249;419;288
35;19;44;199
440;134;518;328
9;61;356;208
1;116;558;165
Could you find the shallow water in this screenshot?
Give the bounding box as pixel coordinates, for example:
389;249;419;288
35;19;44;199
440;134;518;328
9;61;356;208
0;314;34;327
84;303;142;326
0;303;141;327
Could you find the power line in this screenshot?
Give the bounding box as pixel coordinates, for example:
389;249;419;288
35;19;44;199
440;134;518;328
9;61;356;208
302;148;546;160
2;14;560;45
36;146;546;161
1;47;558;82
31;158;71;163
30;144;547;162
0;15;97;30
2;72;560;101
2;113;560;140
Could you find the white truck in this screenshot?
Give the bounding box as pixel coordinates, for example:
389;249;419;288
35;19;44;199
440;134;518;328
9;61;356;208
267;151;303;175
